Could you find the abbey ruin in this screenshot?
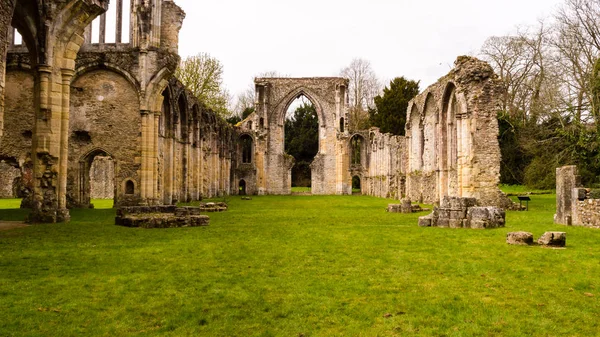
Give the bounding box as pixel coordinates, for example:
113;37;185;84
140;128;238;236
0;0;511;223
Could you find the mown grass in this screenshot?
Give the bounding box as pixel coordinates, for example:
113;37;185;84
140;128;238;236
0;192;599;336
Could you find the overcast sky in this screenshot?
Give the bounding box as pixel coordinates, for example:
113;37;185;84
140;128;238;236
175;0;564;98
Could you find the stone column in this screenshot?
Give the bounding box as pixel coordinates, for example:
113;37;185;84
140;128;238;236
140;110;150;202
57;68;74;221
555;165;579;225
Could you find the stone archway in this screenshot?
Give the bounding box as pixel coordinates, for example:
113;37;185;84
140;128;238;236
245;77;351;195
73;148;115;208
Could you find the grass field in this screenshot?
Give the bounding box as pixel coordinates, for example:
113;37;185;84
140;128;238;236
1;193;599;336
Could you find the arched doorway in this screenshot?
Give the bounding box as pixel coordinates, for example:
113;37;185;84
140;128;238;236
352;175;362;195
239;179;247;195
285;95;319;191
78;148;115;208
252;77;349;195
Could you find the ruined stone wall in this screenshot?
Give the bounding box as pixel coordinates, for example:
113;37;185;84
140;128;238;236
0;0;16;139
405;56;512;208
574;199;600;228
157;78;235;203
555;165;600;228
237;77;349;195
362;129;406;199
0;67;34;163
68;69;141;207
89;156;114;199
0;160;20;198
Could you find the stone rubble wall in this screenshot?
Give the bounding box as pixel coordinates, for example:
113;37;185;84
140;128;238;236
89;156;114;199
0;160;19;198
556;165;600;228
362;129;406;199
574;198;600;228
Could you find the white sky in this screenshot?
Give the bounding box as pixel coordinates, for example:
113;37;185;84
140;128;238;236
176;0;563;97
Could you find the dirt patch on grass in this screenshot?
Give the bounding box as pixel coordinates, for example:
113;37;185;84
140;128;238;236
0;221;29;231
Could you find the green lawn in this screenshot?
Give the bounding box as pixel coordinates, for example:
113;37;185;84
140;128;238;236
1;193;599;336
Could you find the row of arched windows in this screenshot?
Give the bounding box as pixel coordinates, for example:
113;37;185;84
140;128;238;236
408;84;460;173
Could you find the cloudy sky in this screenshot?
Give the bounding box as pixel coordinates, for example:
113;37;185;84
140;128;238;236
175;0;563;98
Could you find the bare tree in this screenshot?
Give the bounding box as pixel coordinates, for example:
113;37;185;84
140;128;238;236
552;0;600;124
175;52;231;117
340;58;381;131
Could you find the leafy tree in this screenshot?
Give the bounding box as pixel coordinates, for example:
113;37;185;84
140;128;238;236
369;77;419;136
175;52;230;117
285;101;319;187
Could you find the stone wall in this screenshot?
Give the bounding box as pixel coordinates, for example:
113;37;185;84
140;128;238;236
0;160;19;198
405;56;512;208
555;165;600;228
361;129;406;199
237;77;349;195
157;78;235;204
89;156;114;199
574;198;600;228
0;0;16;140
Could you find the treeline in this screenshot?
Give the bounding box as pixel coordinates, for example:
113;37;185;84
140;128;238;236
481;0;600;188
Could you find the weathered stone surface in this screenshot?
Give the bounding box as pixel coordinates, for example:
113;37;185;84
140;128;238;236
388;204;401;213
467;207;505;229
115;205;209;229
419;197;505;229
418;214;433;227
0;160;19;198
538;232;566;247
507;231;534;245
405;57;515;209
555;166;600;228
555;166;579;226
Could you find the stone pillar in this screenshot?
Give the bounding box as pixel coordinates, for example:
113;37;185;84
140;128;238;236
140;110;150;202
555;165;579;225
0;0;17;140
56;68;74;221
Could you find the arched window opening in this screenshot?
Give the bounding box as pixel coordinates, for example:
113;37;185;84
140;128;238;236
241;135;253;164
178;94;188;141
160;89;172;137
248;121;253;130
125;180;135;195
285;94;319;189
12;27;23;45
259;117;264;128
350;135;364;166
340;117;345;133
192;105;200;147
239;180;247;195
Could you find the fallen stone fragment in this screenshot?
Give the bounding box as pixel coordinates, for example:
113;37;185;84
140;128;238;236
506;231;534;245
537;231;566;247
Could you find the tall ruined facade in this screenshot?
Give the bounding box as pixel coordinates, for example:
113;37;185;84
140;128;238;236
236;78;353;195
0;1;511;224
1;0;233;222
235;57;511;208
405;57;512;208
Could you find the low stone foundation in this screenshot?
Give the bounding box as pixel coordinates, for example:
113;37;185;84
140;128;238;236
200;202;228;212
115;206;209;229
418;196;505;229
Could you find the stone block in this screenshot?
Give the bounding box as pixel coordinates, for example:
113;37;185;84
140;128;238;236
401;199;412;214
538;232;566;247
506;232;534;245
387;204;401;213
418;215;432;227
